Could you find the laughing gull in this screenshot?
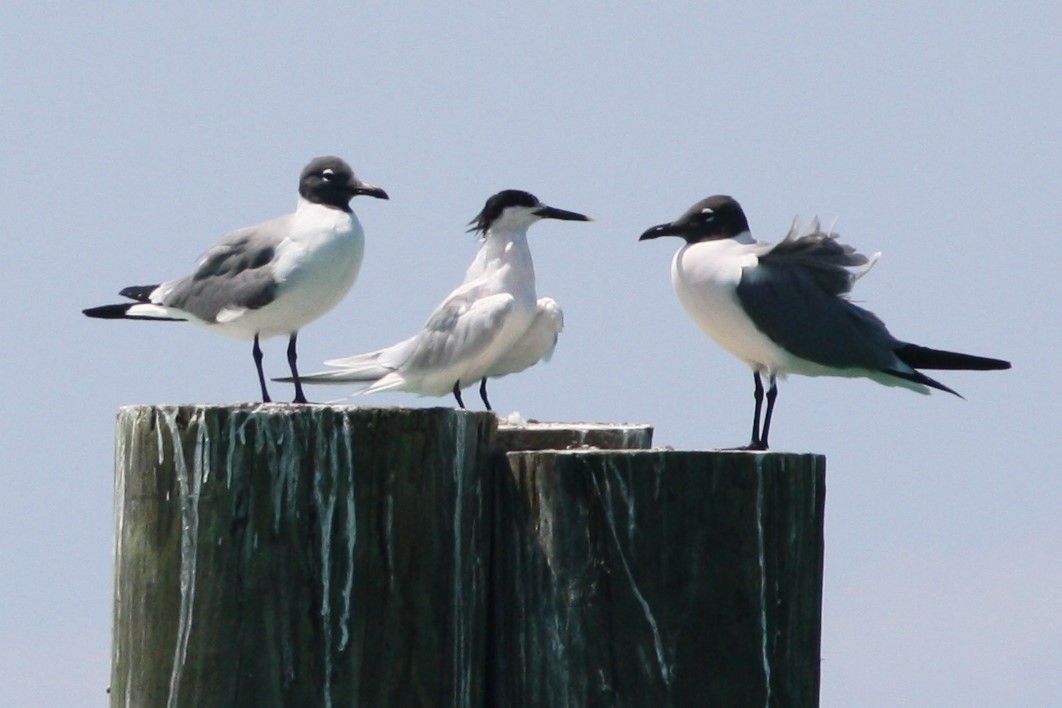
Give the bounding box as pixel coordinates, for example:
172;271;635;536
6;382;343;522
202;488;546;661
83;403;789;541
639;195;1011;450
83;156;388;403
288;190;589;410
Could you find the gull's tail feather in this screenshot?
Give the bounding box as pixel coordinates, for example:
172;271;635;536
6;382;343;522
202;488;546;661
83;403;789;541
895;344;1011;371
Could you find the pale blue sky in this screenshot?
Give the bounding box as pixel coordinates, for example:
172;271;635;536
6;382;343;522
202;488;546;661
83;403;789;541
2;3;1059;705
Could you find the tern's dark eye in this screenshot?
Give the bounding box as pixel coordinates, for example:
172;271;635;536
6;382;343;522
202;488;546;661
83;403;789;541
320;169;335;180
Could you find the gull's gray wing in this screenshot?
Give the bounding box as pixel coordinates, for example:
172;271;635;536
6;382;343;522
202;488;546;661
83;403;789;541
160;215;291;323
735;226;901;370
766;220;875;296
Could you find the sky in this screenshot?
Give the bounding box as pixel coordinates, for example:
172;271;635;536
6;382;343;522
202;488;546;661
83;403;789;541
1;2;1059;705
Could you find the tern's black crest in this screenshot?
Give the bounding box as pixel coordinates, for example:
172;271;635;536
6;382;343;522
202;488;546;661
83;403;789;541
468;190;540;235
299;156;388;211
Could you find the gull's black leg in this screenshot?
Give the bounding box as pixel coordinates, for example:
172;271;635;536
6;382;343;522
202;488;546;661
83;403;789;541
759;375;778;450
287;332;307;404
479;378;492;411
452;381;466;409
748;371;765;449
253;334;271;403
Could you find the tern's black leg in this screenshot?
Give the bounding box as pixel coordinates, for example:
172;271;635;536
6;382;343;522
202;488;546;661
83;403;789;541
253;334;271;403
452;381;466;409
747;371;765;449
287;332;307;404
759;376;778;450
479;378;492;411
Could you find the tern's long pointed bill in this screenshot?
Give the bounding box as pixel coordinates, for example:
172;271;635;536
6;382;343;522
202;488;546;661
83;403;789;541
536;205;592;222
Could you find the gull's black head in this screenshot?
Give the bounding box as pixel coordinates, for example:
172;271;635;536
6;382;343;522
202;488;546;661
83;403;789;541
638;195;750;244
299;156;389;212
468;189;592;236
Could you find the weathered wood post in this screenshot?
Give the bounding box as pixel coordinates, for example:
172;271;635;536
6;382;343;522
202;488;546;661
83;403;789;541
111;404;494;707
490;450;826;708
111;407;824;707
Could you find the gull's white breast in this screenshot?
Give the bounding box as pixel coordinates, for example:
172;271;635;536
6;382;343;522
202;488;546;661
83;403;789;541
222;203;363;339
671;239;794;375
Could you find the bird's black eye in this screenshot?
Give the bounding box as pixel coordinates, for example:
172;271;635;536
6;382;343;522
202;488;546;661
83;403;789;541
320;168;335;180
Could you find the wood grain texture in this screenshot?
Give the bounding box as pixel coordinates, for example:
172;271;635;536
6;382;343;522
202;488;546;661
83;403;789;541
490;450;825;708
110;407;823;707
111;404;494;707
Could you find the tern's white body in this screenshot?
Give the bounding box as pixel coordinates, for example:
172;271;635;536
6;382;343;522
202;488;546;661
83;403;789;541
306;214;544;396
297;190;589;403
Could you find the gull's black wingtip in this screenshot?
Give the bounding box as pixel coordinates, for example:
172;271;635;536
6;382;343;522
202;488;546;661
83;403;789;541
118;284;159;303
84;284;165;318
83;302;182;321
895;344;1012;371
83;303;134;319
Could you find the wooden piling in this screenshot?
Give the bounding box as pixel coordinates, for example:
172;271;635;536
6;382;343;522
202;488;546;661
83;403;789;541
490;450;826;708
111;405;494;707
110;407;824;707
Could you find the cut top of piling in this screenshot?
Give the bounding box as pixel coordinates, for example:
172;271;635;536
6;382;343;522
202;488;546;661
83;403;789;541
495;420;653;452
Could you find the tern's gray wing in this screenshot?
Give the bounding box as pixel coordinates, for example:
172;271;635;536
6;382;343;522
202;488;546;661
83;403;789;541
160;216;290;323
736;228;900;370
486;297;563;377
406;291;518;373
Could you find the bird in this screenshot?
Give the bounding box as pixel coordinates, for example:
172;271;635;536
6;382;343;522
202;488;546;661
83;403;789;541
477;296;564;410
639;194;1011;450
83;156;388;403
288;189;589;410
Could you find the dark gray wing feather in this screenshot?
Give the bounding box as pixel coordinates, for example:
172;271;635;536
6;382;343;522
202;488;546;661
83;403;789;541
161;217;290;322
736;226;901;370
765;224;869;296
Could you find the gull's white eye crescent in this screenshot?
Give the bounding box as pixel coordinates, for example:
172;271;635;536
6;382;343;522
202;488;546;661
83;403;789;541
700;207;714;215
322;168;335;179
